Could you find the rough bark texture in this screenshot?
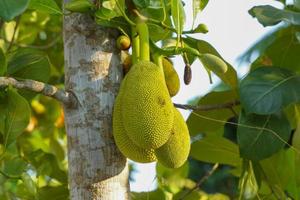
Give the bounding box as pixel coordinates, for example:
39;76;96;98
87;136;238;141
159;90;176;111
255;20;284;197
63;11;129;200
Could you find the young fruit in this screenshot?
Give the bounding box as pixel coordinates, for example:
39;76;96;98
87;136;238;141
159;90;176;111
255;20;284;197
162;58;180;97
117;35;131;50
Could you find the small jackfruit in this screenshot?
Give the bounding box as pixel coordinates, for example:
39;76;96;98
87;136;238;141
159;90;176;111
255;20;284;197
121;61;174;149
113;76;156;163
155;108;190;168
162;58;180;97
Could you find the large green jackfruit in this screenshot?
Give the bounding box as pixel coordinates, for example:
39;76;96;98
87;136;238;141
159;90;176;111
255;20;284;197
162;58;180;97
155;108;190;168
121;61;174;149
113;76;156;163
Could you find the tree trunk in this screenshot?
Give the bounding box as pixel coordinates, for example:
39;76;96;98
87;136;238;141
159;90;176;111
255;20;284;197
63;9;129;200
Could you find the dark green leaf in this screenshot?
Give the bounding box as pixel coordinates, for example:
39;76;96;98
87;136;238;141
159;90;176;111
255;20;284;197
4;89;30;146
171;0;185;40
132;0;150;8
0;49;7;76
240;67;300;115
131;189;166;200
187;90;239;135
0;0;29;21
38;186;69;200
249;5;300;27
28;0;62;15
8;48;51;82
2;157;27;177
190;136;241;166
237;111;291;161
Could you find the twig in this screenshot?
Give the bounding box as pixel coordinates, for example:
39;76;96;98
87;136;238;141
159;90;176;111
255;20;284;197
0;77;77;108
7;17;20;52
174;100;240;111
1;36;61;50
178;163;219;200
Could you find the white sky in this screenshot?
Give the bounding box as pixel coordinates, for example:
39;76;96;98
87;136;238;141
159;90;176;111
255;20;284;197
130;0;282;192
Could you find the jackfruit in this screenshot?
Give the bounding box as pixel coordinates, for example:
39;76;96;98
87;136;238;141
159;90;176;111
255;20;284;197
162;58;180;97
121;61;174;149
155;108;190;168
113;76;156;163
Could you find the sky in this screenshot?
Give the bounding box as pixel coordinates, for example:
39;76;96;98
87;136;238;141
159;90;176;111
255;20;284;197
130;0;282;192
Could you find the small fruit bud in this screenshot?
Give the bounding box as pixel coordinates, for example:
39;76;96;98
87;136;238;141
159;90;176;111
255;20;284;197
184;64;192;85
117;35;131;50
65;0;93;13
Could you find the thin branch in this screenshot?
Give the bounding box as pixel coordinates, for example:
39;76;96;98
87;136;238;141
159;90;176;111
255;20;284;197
1;36;61;50
7;17;20;52
178;163;219;200
174;100;240;111
0;77;77;108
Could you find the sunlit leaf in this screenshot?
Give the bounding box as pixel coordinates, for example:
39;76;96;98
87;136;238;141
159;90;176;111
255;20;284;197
0;49;7;76
29;0;62;15
171;0;185;42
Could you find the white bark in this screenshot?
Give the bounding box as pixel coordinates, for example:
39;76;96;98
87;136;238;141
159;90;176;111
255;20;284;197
63;11;129;200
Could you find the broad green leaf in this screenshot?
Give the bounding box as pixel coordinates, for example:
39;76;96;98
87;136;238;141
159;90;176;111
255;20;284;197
95;17;130;36
132;0;150;8
0;48;6;76
183;37;238;88
28;0;62;15
249;5;300;27
237;111;291;161
171;0;185;41
2;157;27;177
8;48;51;82
199;53;228;74
187;90;240;135
240;67;300;115
192;0;209;26
21;172;37;196
0;0;29;21
251;27;300;73
190;136;241;166
259;149;297;199
4;89;30;146
131;189;166;200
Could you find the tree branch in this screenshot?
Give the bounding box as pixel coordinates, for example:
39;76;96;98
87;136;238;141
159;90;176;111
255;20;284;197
0;77;77;108
178;163;219;200
174;100;240;111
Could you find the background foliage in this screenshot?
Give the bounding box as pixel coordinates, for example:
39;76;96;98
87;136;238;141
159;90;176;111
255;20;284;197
0;0;300;199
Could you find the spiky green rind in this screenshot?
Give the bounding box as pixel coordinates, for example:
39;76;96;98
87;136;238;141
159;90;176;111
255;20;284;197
155;108;190;168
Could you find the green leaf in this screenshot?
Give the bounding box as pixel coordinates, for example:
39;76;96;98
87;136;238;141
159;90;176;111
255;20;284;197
192;0;209;26
237;111;291;161
240;67;300;115
38;186;69;200
0;0;29;21
249;5;300;27
64;0;93;13
4;89;30;147
8;48;51;82
132;0;150;8
183;37;238;88
199;53;228;74
2;157;27;177
171;0;185;41
0;48;7;76
187;90;240;135
28;0;62;15
21;172;37;196
131;189;166;200
190;136;241;166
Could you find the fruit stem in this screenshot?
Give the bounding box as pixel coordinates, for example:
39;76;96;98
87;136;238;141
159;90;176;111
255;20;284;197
136;22;150;62
131;26;140;64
